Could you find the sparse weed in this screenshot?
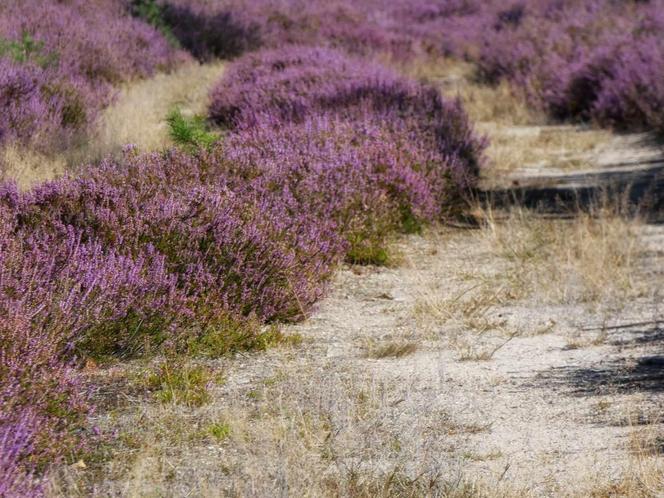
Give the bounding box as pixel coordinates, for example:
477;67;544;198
207;421;232;442
145;361;216;407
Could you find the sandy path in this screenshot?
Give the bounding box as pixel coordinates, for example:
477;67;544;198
279;227;664;495
78;223;663;497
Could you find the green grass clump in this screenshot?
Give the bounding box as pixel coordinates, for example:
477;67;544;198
187;318;302;357
145;361;215;407
207;421;232;441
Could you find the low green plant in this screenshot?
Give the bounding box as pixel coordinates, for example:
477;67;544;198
166;108;219;150
207;421;232;441
347;240;390;266
400;206;423;235
145;361;215;407
345;224;391;266
0;31;59;68
187;318;302;357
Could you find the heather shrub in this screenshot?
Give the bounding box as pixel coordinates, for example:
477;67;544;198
138;0;405;60
141;0;504;62
0;210;87;489
221;116;436;261
210;47;485;210
1;1;488;490
0;416;43;497
128;0;180;46
160;2;261;60
0;59;67;147
1;151;342;484
10;148;344;328
588;36;664;134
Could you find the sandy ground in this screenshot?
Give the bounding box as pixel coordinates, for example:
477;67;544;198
59;221;664;497
274;225;663;495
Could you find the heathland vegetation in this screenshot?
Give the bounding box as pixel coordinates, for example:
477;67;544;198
1;0;663;495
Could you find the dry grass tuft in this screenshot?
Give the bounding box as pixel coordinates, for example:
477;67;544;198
322;470;526;498
142;361;220;408
454;332;518;362
48;361;530;497
563;327;609;350
413;279;518;361
363;339;419;359
479;124;613;180
627;417;664;458
479;206;645;306
404;57;538;126
579;419;664;497
0;144;67;189
458;82;537;127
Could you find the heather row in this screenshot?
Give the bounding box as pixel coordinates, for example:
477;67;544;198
0;154;340;494
146;0;664;134
0;0;184;151
477;0;664;134
0;46;484;492
4;0;662;149
210;47;483;203
131;0;488;60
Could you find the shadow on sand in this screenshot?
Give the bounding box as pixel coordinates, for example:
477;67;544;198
481;161;664;223
533;321;664;399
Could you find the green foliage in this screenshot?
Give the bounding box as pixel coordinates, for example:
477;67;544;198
345;227;391;266
78;310;173;360
400;206;423;235
145;361;215;407
347;241;390;266
207;421;232;441
129;0;179;47
187;317;302;358
0;31;59;68
166;108;219;151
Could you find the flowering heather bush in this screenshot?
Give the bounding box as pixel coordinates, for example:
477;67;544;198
14;150;342;325
0;38;486;479
0;415;43;497
210;47;485;198
134;0;504;62
145;0;664;134
0;151;342;486
222;117;435;263
2;0;650;136
0;0;185;148
4;0;664;489
142;0;406;60
0;59;66;147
